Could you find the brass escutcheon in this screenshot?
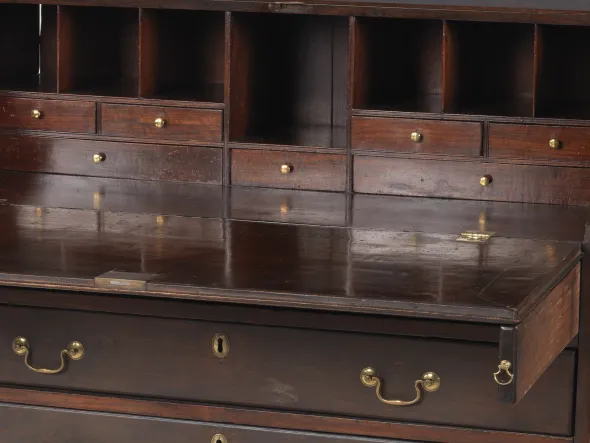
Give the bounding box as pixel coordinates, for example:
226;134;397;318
212;434;228;443
493;360;514;386
12;336;84;375
212;333;230;358
360;367;440;406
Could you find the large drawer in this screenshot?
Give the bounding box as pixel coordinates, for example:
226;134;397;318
0;402;395;443
231;149;346;191
0;97;96;134
0;135;222;184
0;304;575;435
351;116;482;156
101;103;223;143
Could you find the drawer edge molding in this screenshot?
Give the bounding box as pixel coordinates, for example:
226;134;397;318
0;388;572;443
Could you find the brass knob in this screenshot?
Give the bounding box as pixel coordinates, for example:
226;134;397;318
280;164;293;175
549;139;561;150
92;153;106;164
154;118;165;128
410;131;422;143
31;109;42;119
480;175;492;187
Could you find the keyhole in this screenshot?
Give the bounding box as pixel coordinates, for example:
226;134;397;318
212;333;230;358
211;434;227;443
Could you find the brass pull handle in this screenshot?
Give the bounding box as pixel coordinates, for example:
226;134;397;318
493;360;514;386
549;139;561;150
31;109;42;119
154;118;166;128
93;153;106;164
12;336;84;375
360;367;440;406
410;131;422;143
281;164;293;175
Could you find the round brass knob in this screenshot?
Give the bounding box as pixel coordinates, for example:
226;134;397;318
92;153;106;164
549;139;561;150
154;118;165;128
480;175;492;187
410;131;422;143
280;164;293;175
31;109;42;119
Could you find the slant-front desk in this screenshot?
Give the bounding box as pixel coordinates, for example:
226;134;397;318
1;1;590;442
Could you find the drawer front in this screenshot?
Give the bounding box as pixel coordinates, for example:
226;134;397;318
490;123;590;161
101;103;223;143
1;403;405;443
231;150;346;191
0;97;95;134
351;116;482;156
0;135;222;184
0;305;573;435
354;156;590;205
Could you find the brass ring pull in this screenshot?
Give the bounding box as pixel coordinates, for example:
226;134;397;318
493;360;514;386
12;336;84;375
360;367;440;406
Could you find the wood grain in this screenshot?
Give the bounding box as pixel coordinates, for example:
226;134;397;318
101;103;222;142
351;116;482;156
354;156;590;205
0;97;95;134
231;149;346;191
0;135;221;183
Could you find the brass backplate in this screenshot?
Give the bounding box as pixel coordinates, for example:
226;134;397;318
456;231;495;243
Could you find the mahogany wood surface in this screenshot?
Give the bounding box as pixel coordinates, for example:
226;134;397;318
101;103;223;142
0;304;574;434
0;388;572;443
0;135;222;183
351;116;482;156
231;149;346;191
0;97;95;134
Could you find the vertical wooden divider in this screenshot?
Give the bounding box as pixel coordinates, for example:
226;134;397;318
532;24;542;119
223;12;232;189
56;5;72;94
441;20;456;114
138;8;155;98
40;6;58;93
346;16;357;203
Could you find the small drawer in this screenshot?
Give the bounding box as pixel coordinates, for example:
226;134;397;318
0;97;96;134
351;116;482;156
490;123;590;161
353;155;590;205
0;305;574;435
101;103;223;143
231;149;346;191
0;134;222;184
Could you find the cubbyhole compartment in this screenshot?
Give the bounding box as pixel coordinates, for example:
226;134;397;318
229;13;349;149
0;4;57;92
353;18;443;113
443;21;535;117
536;25;590;120
58;6;139;97
140;9;225;102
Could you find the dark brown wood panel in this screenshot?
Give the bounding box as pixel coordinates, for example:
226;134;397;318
0;388;571;443
0;135;221;184
489;123;590;161
0;97;95;134
0;305;575;435
231;149;346;191
101;103;222;142
354;156;590;205
351;116;482;156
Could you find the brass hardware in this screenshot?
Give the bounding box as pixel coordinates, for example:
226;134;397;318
31;109;42;119
93;153;106;164
457;230;495;243
549;139;561;150
212;333;230;358
280;164;293;175
494;360;514;386
154;118;166;128
95;271;156;291
360;367;440;406
410;131;422;143
480;175;492;187
12;336;84;375
212;434;228;443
